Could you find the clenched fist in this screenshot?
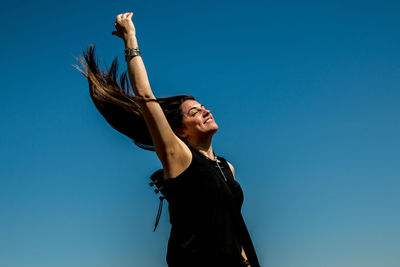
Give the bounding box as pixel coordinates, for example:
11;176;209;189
112;12;136;40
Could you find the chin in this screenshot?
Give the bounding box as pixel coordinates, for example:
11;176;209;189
209;124;219;134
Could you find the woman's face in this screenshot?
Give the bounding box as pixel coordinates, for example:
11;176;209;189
178;99;218;140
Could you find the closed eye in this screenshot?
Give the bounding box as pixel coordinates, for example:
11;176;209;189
188;105;205;116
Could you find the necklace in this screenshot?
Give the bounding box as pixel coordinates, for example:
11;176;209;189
199;150;227;182
215;160;228;182
199;151;218;161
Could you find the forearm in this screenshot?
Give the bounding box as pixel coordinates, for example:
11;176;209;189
241;247;251;266
124;35;155;99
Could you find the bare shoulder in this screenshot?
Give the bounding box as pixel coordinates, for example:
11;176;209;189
226;161;235;179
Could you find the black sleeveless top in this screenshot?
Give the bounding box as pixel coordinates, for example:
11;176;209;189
162;147;246;267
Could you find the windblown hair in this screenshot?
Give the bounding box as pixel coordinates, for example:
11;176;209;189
74;45;195;151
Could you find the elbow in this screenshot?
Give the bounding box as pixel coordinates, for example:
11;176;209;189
135;89;155;100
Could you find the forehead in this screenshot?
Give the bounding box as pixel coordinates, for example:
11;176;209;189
181;99;201;112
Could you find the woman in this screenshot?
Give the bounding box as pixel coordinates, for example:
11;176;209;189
76;12;260;267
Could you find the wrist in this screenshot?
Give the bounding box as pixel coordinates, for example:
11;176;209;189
123;34;138;48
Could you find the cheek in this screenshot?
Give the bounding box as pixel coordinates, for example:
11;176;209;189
183;117;203;131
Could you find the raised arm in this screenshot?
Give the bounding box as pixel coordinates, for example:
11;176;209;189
112;12;191;178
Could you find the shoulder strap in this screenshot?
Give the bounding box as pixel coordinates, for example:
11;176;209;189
149;169;166;232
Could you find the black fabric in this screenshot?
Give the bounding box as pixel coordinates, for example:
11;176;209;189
162;147;260;267
217;157;261;267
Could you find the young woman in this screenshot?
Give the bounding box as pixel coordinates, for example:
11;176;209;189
76;12;260;267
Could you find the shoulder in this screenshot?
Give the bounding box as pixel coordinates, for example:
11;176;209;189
226;161;235;179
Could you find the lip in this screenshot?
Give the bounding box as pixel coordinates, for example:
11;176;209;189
204;115;214;124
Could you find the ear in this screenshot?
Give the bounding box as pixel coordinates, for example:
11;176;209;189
175;128;188;139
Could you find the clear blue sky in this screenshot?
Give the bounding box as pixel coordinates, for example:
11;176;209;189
1;0;399;266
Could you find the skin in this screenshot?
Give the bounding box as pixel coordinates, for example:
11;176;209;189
177;100;218;156
113;12;248;265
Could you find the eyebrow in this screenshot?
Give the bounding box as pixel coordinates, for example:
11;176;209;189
187;105;204;114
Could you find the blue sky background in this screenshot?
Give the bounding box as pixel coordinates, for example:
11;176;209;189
1;0;399;266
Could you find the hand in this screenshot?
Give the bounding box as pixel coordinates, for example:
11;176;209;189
112;12;136;40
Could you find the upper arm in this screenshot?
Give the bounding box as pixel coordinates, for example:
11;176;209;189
227;161;235;179
140;98;191;177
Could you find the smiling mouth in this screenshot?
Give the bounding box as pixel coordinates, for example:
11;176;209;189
204;117;213;124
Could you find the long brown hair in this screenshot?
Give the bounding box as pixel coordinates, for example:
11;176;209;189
74;45;195;151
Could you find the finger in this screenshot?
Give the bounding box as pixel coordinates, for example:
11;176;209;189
116;14;122;22
128;12;133;19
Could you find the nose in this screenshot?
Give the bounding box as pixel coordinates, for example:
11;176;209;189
202;107;210;116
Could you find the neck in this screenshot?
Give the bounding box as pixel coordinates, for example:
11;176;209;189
187;135;215;159
197;144;215;160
